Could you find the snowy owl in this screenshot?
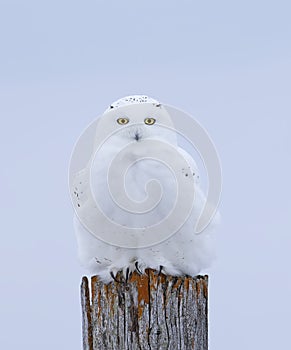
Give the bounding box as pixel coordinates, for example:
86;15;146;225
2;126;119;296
71;95;220;282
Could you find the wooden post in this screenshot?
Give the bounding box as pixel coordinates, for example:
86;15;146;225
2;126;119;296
81;269;208;350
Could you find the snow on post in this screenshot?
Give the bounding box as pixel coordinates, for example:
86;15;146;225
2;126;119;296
81;269;208;350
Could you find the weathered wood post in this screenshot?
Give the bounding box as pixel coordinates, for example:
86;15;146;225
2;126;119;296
81;269;208;350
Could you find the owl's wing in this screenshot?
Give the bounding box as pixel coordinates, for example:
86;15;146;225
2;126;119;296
177;147;200;184
71;166;90;210
178;146;221;230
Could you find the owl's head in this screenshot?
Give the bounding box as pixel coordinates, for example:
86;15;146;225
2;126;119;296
95;95;177;146
105;95;160;112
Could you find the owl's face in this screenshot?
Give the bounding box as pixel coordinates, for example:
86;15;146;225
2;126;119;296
95;101;177;148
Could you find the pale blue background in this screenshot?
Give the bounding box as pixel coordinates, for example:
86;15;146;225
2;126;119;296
1;0;290;349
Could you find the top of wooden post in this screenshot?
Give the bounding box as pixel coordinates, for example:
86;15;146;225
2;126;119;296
81;269;208;350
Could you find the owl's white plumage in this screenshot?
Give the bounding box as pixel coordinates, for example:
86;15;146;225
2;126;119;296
72;95;219;282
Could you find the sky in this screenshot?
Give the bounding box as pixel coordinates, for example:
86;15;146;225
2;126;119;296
0;0;290;349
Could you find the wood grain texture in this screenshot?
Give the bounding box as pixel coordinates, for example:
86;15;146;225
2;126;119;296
81;270;208;350
81;276;93;350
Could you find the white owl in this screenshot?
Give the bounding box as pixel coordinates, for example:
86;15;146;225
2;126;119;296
71;95;219;282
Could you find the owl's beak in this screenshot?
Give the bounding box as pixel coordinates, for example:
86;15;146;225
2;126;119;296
134;132;140;141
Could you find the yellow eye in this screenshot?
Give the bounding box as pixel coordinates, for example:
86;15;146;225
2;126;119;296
144;117;156;125
117;117;129;125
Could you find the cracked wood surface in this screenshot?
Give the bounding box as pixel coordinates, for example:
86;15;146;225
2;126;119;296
81;270;208;350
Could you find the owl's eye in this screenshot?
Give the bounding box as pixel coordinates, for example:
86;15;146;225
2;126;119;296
144;117;156;125
117;117;129;125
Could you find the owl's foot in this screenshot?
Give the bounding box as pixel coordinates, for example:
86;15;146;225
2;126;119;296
109;261;147;283
125;267;130;283
135;261;142;275
110;271;122;283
